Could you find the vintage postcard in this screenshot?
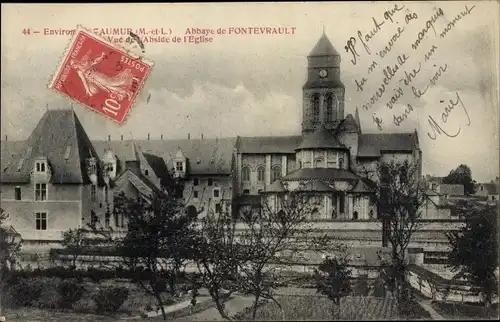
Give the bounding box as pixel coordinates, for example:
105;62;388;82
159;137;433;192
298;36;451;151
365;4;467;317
1;2;499;321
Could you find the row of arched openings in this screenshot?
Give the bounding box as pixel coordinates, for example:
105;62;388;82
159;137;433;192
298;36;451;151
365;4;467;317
311;94;337;122
241;165;282;182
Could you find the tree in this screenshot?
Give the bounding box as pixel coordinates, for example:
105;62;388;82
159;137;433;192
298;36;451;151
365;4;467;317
194;191;330;321
314;252;352;319
60;227;89;271
442;164;475;195
446;201;498;317
374;159;427;314
110;189;200;320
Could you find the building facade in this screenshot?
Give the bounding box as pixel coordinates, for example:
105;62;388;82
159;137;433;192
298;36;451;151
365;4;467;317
1;33;429;253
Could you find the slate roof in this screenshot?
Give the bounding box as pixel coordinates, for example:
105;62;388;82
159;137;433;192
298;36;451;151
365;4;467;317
309;33;340;57
265;179;287;193
482;183;499;195
357;132;419;157
296;180;335;192
438;184;464;196
296;125;346;150
282;168;361;182
1;109;103;184
237;135;301;154
92;137;236;175
351;180;372;193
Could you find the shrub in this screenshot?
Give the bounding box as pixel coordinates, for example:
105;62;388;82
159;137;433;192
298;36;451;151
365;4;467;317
353;275;370;296
9;278;45;307
35;278;62;309
58;279;86;309
93;285;129;313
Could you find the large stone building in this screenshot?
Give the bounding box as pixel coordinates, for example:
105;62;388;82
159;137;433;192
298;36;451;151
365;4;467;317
4;33;461;258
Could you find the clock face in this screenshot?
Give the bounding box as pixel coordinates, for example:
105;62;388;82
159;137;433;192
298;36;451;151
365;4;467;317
319;69;328;78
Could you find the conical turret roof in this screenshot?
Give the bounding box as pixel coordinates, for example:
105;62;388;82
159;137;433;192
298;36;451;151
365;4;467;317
309;33;340;57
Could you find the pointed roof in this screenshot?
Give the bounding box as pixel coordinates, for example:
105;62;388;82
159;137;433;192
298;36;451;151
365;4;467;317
296;125;346;150
309;33;340;57
297;180;335;192
338;114;360;134
265;179;287;193
1;109;103;184
351;180;372;193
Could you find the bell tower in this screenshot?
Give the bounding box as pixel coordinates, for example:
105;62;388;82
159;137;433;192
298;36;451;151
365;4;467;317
302;32;345;134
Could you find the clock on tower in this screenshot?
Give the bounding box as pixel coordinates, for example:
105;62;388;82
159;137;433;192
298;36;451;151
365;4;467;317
319;69;328;78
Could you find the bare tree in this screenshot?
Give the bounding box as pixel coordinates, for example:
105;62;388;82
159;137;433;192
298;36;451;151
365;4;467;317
195;191;331;321
372;159;426;314
59;227;89;271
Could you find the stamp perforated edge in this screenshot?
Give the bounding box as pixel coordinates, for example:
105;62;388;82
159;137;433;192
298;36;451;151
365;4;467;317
47;25;155;125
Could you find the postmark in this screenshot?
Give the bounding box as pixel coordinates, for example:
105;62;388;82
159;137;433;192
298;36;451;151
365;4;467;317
48;26;153;124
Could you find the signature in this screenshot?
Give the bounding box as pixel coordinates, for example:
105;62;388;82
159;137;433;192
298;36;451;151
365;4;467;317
427;91;471;140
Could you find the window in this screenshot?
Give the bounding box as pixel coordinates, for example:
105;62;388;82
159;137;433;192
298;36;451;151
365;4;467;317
241;166;250;182
243;189;250;195
369;210;374;219
35;183;47;201
176;161;183;171
114;213;119;227
492;196;496;201
257;166;265;182
193;178;199;186
258;189;263;194
193;191;199;199
144;169;149;176
36;161;46;172
90;185;96;202
15;187;21;200
339;192;345;214
299;161;302;169
271;165;281;182
480;186;484;191
106;163;114;172
213;188;220;198
90;210;98;226
208;178;213;186
215;203;222;213
35;212;47;230
311;95;320;122
104;186;108;202
325;94;333;122
339;158;344;169
105;212;110;228
63;145;71;160
314;158;324;168
353;211;359;220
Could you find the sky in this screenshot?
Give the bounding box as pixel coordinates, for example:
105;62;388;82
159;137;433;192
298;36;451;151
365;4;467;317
1;2;499;182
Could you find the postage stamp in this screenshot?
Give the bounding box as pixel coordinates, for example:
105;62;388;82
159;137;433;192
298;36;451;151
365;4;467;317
48;26;153;124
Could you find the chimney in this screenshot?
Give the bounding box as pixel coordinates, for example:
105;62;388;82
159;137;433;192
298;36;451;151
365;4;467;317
201;133;204;139
188;133;190;139
148;133;150;140
121;135;123;141
108;135;111;141
161;134;163;140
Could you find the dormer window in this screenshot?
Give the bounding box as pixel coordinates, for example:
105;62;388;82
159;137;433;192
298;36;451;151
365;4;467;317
176;161;183;171
106;163;114;172
36;161;46;172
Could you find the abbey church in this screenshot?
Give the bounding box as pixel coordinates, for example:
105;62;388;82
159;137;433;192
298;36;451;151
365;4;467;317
1;33;423;252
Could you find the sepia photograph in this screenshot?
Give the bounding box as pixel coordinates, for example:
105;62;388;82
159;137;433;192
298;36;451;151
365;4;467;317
1;2;499;321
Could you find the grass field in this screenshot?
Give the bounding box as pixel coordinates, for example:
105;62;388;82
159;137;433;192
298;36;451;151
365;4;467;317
237;295;398;321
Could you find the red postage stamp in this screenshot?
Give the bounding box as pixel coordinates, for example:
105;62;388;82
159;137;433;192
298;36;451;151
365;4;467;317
49;26;153;124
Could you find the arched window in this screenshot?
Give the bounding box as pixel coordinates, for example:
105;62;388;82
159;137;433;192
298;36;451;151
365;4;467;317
353;211;359;220
314;158;324;168
325;94;333;122
311;95;320;122
257;166;265;182
271;165;281;182
242;166;250;182
339;158;344;169
369;210;374;219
